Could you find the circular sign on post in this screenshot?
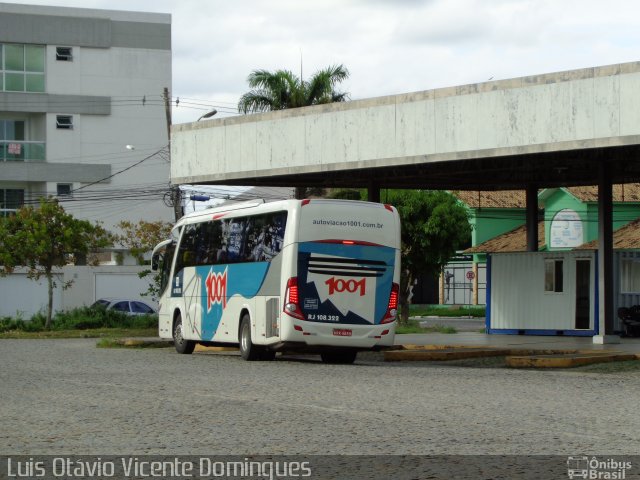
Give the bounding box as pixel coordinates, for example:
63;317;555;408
466;271;475;280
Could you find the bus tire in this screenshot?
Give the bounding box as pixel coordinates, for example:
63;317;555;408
173;314;195;354
320;350;358;364
239;314;260;361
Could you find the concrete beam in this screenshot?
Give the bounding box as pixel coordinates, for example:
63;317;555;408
171;61;640;189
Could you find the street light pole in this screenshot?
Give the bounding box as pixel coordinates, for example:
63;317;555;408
197;109;217;121
164;87;182;222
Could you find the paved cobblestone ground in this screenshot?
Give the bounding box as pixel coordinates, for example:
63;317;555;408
1;339;639;456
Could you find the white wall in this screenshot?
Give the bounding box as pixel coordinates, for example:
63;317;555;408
0;269;63;318
490;251;595;331
44;39;172;234
0;265;155;318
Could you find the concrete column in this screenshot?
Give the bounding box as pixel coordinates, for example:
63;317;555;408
472;262;479;305
526;185;538;252
594;161;619;344
368;181;380;203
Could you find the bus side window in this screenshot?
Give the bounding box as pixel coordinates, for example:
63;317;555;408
175;224;198;273
159;243;175;294
195;221;222;266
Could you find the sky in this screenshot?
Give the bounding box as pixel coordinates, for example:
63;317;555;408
6;0;640;125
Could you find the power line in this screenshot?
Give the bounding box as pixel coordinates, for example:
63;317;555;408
69;145;169;194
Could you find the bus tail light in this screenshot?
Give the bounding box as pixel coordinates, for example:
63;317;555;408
284;277;305;320
381;282;399;324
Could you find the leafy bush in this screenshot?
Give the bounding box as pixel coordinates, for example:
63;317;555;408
0;307;157;332
0;317;25;332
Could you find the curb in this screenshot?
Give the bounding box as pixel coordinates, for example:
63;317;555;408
385;347;507;361
384;348;506;362
114;338;173;348
385;345;640;368
506;352;639;368
194;345;238;353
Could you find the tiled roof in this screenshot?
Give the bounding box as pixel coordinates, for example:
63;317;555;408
452;190;526;209
464;222;545;253
454;184;640;209
577;218;640;250
566;184;640;202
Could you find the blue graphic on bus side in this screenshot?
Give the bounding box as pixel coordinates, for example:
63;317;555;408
297;242;395;325
197;262;270;341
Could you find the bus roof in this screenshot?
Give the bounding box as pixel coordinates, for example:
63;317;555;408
173;198;397;228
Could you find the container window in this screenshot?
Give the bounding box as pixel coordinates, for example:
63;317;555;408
544;259;563;293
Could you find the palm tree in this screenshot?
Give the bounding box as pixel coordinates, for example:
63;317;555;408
238;64;350;114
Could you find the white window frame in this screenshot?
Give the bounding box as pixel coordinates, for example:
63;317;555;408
56;183;73;197
544;259;564;293
56;115;73;130
55;46;73;61
620;258;640;294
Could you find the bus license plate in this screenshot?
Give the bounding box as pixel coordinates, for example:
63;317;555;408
333;328;352;337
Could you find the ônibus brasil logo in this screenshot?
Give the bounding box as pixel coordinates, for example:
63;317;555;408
205;267;227;312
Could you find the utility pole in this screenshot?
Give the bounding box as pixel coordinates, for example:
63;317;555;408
164;87;182;221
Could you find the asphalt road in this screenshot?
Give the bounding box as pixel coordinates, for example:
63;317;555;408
1;339;638;460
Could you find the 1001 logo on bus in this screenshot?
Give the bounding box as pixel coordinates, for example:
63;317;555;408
205;267;227;312
325;277;367;296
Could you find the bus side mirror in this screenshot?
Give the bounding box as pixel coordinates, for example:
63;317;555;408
151;239;173;271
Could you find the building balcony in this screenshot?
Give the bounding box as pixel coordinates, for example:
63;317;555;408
0;140;45;162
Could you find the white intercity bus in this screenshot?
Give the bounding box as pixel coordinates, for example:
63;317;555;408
151;198;401;364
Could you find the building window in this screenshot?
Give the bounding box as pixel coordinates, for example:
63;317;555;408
544;259;564;293
0;189;24;217
56;115;73;129
55;47;73;61
1;43;45;92
57;183;72;197
620;258;640;293
0;119;25;162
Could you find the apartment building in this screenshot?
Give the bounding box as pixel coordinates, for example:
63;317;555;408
0;3;173;233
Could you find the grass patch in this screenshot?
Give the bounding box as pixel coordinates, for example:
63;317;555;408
0;327;158;339
409;305;485;318
396;320;457;334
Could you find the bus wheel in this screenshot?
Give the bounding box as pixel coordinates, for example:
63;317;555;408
173;314;195;355
320;350;358;364
239;314;260;361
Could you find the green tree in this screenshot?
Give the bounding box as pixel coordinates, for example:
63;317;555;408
384;190;471;324
238;64;350;114
0;198;112;329
116;220;173;300
239;64;350;199
116;220;173;265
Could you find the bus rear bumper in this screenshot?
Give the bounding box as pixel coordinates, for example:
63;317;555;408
275;321;396;350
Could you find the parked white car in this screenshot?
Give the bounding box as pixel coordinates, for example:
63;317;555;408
91;298;157;316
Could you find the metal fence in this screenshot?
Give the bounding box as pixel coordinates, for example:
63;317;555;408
442;262;486;305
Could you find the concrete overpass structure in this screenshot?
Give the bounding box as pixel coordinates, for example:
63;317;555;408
171;61;640;342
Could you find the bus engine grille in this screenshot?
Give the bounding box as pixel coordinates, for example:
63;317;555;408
307;256;387;277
